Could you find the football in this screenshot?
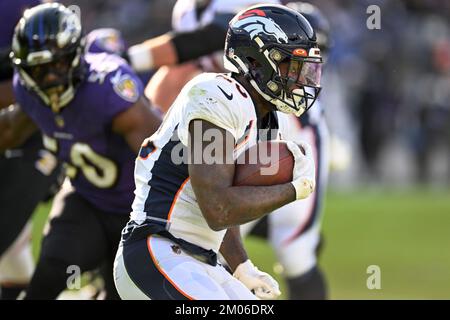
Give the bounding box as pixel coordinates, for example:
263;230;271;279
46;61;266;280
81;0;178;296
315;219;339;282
233;140;295;186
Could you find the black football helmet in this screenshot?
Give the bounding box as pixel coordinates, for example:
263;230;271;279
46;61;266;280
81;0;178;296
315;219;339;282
10;3;84;112
224;4;322;117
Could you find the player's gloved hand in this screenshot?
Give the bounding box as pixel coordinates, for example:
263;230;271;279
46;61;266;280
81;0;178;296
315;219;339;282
233;260;281;300
286;141;316;200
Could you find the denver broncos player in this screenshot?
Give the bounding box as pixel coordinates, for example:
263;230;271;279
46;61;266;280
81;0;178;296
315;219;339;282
167;0;331;301
0;3;161;299
114;4;321;300
128;0;331;300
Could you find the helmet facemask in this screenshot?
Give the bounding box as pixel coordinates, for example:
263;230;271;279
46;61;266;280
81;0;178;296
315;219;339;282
17;48;84;113
260;45;321;116
223;4;323;117
228;44;322;117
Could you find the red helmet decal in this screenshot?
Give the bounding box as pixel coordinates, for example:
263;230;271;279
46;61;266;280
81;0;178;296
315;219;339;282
293;48;308;57
238;9;266;20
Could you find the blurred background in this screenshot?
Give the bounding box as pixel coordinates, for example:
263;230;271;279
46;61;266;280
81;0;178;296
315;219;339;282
27;0;450;299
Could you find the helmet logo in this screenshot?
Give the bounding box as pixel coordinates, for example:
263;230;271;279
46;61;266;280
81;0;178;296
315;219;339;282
233;16;289;44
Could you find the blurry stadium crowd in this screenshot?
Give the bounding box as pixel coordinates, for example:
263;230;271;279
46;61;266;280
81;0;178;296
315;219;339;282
314;0;450;187
58;0;450;188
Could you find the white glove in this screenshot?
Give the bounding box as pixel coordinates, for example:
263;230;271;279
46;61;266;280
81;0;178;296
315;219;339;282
286;141;316;200
233;260;281;300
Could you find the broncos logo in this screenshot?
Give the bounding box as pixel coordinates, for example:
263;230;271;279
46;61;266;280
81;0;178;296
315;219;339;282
233;16;289;44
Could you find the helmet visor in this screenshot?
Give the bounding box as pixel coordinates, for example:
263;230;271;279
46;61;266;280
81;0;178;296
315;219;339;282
273;56;322;115
285;59;322;90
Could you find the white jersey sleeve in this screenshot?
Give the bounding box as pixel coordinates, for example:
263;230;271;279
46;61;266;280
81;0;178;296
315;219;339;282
177;73;250;147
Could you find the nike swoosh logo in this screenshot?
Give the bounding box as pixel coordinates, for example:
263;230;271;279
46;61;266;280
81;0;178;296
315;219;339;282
217;85;233;100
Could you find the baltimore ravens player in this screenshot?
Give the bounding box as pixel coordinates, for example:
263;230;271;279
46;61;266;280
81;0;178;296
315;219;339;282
0;3;161;299
0;0;60;300
114;4;322;300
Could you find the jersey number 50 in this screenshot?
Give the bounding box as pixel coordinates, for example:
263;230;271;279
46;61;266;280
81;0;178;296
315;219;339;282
43;135;118;189
68;143;118;188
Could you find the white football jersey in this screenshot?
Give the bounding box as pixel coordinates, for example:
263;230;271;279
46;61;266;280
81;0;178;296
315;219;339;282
131;72;289;253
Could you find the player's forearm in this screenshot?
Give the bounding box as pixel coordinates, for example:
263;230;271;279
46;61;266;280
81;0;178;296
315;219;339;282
201;183;296;231
128;34;178;72
128;23;227;72
219;226;248;272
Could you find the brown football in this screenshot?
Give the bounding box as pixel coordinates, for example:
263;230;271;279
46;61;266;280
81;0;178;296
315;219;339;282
233;140;295;186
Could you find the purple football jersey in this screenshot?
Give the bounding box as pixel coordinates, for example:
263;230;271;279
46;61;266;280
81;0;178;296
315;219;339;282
14;53;143;214
0;0;41;48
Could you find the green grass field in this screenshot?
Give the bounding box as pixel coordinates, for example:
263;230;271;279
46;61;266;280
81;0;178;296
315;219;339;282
31;188;450;299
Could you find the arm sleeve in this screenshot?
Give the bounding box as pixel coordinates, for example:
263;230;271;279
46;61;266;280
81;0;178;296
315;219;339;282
169;13;235;64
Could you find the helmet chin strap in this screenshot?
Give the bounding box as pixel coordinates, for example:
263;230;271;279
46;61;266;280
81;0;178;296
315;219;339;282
48;86;75;113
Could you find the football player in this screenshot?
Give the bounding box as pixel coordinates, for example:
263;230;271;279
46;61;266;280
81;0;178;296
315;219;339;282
0;3;161;299
0;0;60;300
127;0;332;300
114;4;322;300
